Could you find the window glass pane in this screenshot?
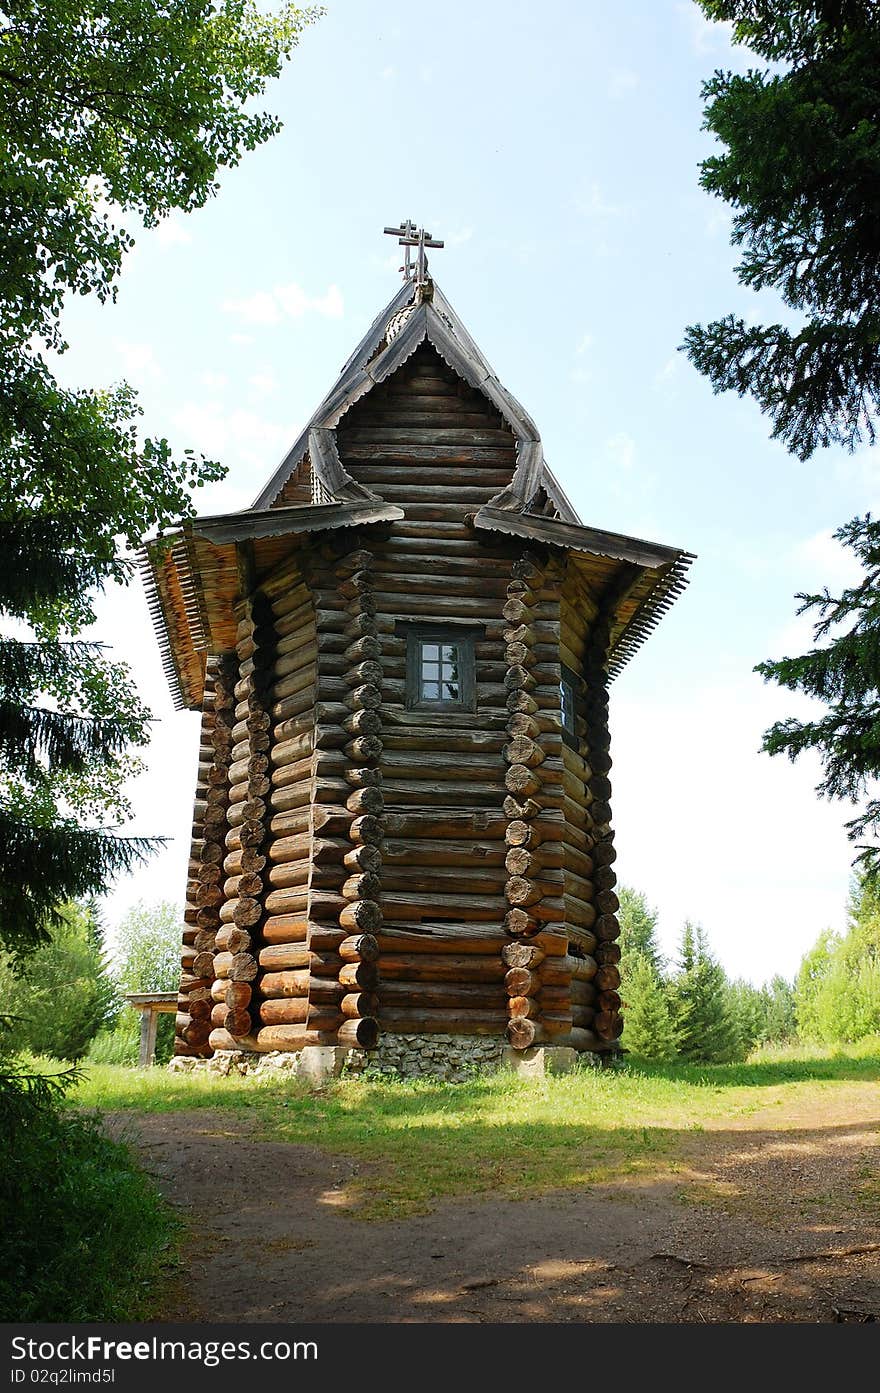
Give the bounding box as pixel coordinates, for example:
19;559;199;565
422;644;440;661
442;645;458;663
422;681;441;699
421;661;440;679
443;681;460;699
560;679;575;733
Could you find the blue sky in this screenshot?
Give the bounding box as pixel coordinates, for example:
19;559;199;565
57;0;877;980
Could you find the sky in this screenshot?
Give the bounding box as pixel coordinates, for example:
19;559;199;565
51;0;877;982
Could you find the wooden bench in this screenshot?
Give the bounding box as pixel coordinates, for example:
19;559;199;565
125;992;179;1067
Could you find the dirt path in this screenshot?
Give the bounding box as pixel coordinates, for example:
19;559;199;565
107;1100;880;1324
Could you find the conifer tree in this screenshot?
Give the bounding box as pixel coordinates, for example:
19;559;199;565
668;922;743;1064
620;954;678;1062
683;3;880;878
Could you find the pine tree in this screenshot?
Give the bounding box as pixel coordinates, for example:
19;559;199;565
682;5;880;878
684;2;880;461
669;922;744;1064
620;954;678;1062
618;886;663;973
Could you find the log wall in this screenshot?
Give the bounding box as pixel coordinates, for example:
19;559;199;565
182;340;625;1058
175;655;236;1057
560;563;622;1048
338;343;523;1037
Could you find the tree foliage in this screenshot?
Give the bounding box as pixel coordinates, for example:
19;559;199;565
683;1;880;460
0;901;117;1060
620;953;679;1061
113;898;181;996
668;921;744;1063
794;875;880;1041
755;515;880;876
0;0;318;958
684;3;880;880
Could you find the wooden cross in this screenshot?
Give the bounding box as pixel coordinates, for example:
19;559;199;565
383;219;444;286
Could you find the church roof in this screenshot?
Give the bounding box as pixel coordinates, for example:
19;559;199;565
140;269;693;709
252;276;580;520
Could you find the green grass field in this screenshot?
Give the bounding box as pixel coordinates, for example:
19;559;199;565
63;1038;880;1221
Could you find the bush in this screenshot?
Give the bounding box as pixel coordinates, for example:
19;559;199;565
0;1060;176;1320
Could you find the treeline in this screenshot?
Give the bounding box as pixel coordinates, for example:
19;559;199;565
0;900;183;1066
620;876;880;1062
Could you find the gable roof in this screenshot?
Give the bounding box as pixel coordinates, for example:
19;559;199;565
252;277;580;522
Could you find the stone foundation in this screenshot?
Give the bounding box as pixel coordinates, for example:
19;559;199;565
348;1032;505;1081
168;1033;596;1084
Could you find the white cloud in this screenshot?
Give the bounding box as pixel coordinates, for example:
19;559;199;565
448;227;473;248
790;528;862;591
654;354;679;388
249;371;278;398
705;204;733;238
155;215;192;248
608;67;639;98
678;0;733;55
575;332;594;356
172;400;291;469
223;282;344;326
113;339;162;382
605;430;637;474
275;282;344;320
381;65;395;80
223;290;282;326
575;182;626;219
200;370;229;391
228;332;255;346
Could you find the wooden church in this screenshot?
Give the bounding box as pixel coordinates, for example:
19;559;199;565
141;223;692;1068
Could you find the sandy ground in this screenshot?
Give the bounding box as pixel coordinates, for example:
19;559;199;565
106;1091;880;1324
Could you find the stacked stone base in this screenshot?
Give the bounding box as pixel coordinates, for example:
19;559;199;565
167;1032;600;1083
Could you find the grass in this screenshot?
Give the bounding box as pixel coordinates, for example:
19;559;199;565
58;1038;880;1222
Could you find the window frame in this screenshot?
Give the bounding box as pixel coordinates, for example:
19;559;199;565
402;624;479;713
559;661;582;751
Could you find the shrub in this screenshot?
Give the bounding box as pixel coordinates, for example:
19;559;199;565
0;1058;175;1320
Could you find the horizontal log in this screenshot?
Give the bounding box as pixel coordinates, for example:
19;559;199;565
378;953;505;983
378;980;506;1009
380;1008;507;1035
259;999;342;1028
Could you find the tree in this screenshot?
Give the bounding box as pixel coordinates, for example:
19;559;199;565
683;2;880;461
794;926;839;1039
617;886;664;973
0;901;116;1060
794;874;880;1041
620;954;679;1062
683;3;880;879
113;899;181;995
668;922;744;1063
0;0;319;958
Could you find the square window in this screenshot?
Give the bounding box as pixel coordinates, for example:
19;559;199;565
405;628;477;711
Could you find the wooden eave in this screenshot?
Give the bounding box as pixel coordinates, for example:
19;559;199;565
472;504;693;677
140;501;405;710
251;279;580;522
